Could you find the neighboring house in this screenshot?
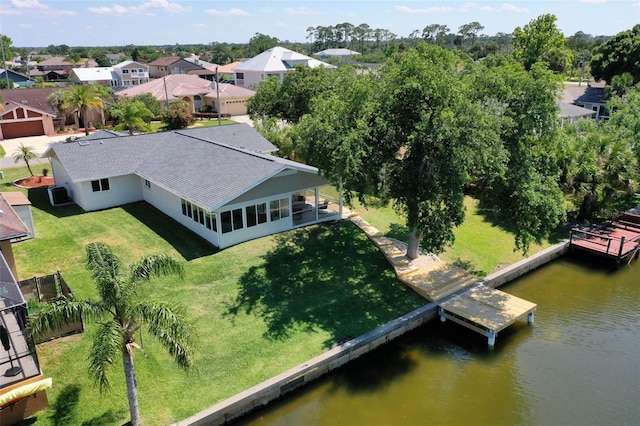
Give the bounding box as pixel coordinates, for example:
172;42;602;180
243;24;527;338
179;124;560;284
106;53;125;65
558;101;596;126
35;56;98;72
233;46;336;89
147;57;207;78
1;192;35;241
313;48;361;59
69;67;117;87
0;87;81;129
28;69;68;82
115;74;256;116
68;61;150;88
113;60;149;87
563;81;608;121
0;100;55;140
0;69;35;88
217;61;243;83
34;56;98;81
43;124;342;249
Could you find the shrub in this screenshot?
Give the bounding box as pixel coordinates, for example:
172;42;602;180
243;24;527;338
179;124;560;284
161;100;194;130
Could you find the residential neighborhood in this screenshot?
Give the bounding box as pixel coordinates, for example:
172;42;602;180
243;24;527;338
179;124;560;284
0;3;639;426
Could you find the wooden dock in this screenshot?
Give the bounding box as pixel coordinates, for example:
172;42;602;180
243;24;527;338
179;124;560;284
569;208;640;264
438;285;537;347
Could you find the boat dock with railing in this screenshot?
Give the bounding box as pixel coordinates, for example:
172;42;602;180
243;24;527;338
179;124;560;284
569;207;640;265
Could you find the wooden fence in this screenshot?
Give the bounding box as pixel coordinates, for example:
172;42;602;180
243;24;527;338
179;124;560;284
18;272;84;343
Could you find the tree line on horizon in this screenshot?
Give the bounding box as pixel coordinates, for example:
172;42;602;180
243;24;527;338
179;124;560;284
0;17;621;81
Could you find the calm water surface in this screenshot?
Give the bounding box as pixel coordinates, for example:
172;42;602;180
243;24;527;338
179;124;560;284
236;256;640;426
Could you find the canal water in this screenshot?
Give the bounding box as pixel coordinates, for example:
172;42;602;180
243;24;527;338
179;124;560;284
235;256;640;426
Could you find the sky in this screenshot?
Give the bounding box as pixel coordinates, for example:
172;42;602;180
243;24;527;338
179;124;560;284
1;0;639;48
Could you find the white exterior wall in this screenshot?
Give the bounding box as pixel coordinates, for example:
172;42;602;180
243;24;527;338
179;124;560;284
142;181;220;247
237;71;285;89
74;174;143;211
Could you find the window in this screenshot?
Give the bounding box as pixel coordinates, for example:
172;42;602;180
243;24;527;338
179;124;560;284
270;200;280;221
246;205;257;227
221;211;232;233
269;198;289;221
236;72;244;79
257;203;267;224
232;208;243;230
144;179;151;189
122;69;129;74
91;178;110;192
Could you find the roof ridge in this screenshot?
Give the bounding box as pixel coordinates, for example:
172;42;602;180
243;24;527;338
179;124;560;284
174;130;277;163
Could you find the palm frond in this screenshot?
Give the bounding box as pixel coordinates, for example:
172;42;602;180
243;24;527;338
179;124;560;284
130;253;185;283
28;296;103;339
136;301;194;370
88;320;123;394
86;242;133;305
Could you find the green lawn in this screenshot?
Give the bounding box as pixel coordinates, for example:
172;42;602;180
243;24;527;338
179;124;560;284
2;164;559;425
351;197;556;277
146;119;237;133
3;166;424;425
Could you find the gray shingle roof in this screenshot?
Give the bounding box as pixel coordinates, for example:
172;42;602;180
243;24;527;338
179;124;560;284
44;125;315;211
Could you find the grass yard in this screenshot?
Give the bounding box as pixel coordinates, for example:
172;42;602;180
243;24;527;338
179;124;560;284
2;166;425;425
350;197;557;276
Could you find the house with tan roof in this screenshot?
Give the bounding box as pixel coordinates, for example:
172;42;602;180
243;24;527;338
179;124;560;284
115;74;255;116
43;124;342;249
233;46;336;89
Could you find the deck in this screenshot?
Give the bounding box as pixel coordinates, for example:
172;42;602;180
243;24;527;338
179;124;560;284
438;285;537;346
570;209;640;264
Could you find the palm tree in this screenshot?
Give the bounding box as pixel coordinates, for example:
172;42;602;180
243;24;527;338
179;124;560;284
62;85;107;135
120;101;154;135
13;143;37;176
29;242;194;426
47;89;68;131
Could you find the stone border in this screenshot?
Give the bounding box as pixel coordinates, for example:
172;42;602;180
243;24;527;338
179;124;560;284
175;240;570;426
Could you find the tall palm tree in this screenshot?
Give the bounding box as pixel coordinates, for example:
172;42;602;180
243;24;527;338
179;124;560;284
13;143;37;176
29;242;194;426
62;85;107;135
47;89;68;131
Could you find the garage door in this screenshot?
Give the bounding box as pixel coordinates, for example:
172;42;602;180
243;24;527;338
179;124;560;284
1;121;45;139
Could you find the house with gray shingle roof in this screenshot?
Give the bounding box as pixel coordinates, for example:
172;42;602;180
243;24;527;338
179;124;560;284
42;124;342;249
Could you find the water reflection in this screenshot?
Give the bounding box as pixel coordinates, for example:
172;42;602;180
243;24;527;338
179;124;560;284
234;257;639;426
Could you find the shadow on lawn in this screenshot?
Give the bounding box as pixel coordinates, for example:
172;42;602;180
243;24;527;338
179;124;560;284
225;221;423;348
122;202;218;261
29;383;128;426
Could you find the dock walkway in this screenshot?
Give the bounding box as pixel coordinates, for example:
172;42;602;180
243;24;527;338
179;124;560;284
348;212;536;346
570;208;640;264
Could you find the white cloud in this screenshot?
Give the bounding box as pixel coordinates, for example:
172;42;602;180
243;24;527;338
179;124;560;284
204;8;250;17
283;7;324;16
632;1;640;6
580;0;607;4
8;0;76;16
18;23;32;29
481;3;529;13
88;1;191;16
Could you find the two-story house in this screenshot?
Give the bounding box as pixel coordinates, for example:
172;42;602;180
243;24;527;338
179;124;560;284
233;46;336;89
113;61;149;87
147;57;207;79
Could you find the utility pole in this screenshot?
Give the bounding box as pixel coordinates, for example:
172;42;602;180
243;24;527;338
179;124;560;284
216;66;221;126
163;77;169;108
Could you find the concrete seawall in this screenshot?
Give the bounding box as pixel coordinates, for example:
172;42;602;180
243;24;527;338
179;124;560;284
175;240;570;426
